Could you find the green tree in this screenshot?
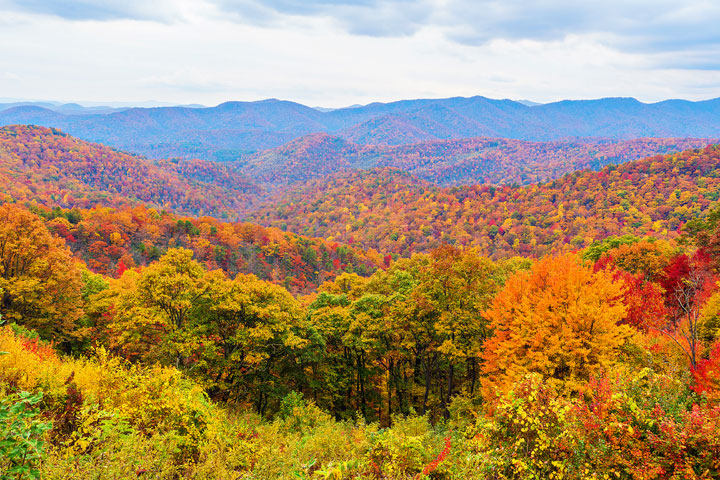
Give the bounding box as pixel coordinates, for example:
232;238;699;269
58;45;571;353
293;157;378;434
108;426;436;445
101;248;213;367
198;273;307;413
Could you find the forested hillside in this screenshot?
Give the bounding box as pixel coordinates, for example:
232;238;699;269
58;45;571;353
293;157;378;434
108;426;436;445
1;128;720;479
249;144;720;257
32;203;382;293
0;125;261;218
243;133;716;187
7;125;713;224
2;195;720;478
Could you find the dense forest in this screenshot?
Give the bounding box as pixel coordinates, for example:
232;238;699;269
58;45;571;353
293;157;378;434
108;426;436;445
244;133;717;187
1;135;720;479
250;144;720;258
36;203;382;293
4;125;713;210
0;125;261;218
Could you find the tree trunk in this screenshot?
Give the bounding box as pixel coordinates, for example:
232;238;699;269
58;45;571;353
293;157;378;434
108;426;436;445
387;359;394;425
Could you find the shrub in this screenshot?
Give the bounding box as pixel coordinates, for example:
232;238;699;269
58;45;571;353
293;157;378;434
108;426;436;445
0;391;52;480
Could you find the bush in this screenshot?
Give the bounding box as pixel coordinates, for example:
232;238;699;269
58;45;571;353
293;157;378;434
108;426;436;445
0;391;52;480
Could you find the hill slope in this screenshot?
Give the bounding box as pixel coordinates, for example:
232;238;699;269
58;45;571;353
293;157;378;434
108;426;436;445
242;133;718;187
0;125;262;218
247;144;720;257
36;204;382;293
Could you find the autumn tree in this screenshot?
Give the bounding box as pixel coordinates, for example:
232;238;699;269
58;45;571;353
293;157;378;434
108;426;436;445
415;245;497;410
306;272;374;417
99;248;215;366
307;248;499;422
590;241;670;331
599;239;672;282
481;254;630;397
613;270;667;330
0;204;82;347
657;253;716;369
197;273;307;413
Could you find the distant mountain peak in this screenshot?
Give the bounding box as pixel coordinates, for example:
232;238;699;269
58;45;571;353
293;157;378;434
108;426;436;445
515;99;543;107
2;94;720;160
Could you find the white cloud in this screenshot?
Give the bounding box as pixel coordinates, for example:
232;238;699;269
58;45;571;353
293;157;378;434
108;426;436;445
0;1;718;106
0;0;186;22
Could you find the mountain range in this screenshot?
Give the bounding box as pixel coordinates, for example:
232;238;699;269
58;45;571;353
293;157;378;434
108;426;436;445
2;96;720;162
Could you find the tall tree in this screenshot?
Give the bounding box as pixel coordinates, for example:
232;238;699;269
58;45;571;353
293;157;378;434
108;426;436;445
198;273;307;413
416;246;497;410
0;204;82;347
658;253;716;369
482;254;630;397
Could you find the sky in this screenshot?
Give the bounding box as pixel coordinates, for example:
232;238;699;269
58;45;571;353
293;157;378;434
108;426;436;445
0;0;719;108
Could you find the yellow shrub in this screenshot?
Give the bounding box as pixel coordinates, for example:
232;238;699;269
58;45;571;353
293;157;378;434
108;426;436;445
0;326;246;455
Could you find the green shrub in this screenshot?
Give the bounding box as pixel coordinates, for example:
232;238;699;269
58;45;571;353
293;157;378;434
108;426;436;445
0;391;52;480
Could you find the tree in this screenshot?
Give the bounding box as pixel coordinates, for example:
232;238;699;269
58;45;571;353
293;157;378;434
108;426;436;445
598;239;672;282
657;253;715;369
481;254;631;397
307;273;372;418
198;273;307;413
134;248;213;368
99;248;213;367
416;245;497;409
0;204;82;347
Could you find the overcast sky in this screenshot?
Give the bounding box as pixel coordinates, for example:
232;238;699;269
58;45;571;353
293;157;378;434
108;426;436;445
1;0;719;107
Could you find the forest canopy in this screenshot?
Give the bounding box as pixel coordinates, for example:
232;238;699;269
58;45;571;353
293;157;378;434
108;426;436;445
1;136;720;479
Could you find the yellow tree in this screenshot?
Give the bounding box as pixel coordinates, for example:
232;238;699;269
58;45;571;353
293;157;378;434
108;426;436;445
603;239;672;281
198;273;306;412
99;248;215;366
481;254;630;397
0;204;82;346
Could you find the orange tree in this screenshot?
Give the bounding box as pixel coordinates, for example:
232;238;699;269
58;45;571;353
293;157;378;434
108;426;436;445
481;253;631;397
0;204;82;349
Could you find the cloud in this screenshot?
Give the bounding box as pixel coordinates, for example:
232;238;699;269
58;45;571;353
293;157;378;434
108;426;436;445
1;72;22;80
650;48;720;71
141;71;235;93
6;0;720;63
0;0;718;106
439;1;720;54
211;0;720;62
0;0;183;22
214;0;436;36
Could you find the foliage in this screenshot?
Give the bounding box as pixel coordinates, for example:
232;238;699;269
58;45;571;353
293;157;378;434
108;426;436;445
250;145;720;258
471;375;580;479
305;246;499;423
3;133;720;478
468;368;720;480
693;341;720;402
0;204;83;348
38;203;382;294
0;325;258;477
0;125;260;218
0;391;52;480
482;254;631;396
89;248;309;412
246;133;714;188
583;234;645;262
